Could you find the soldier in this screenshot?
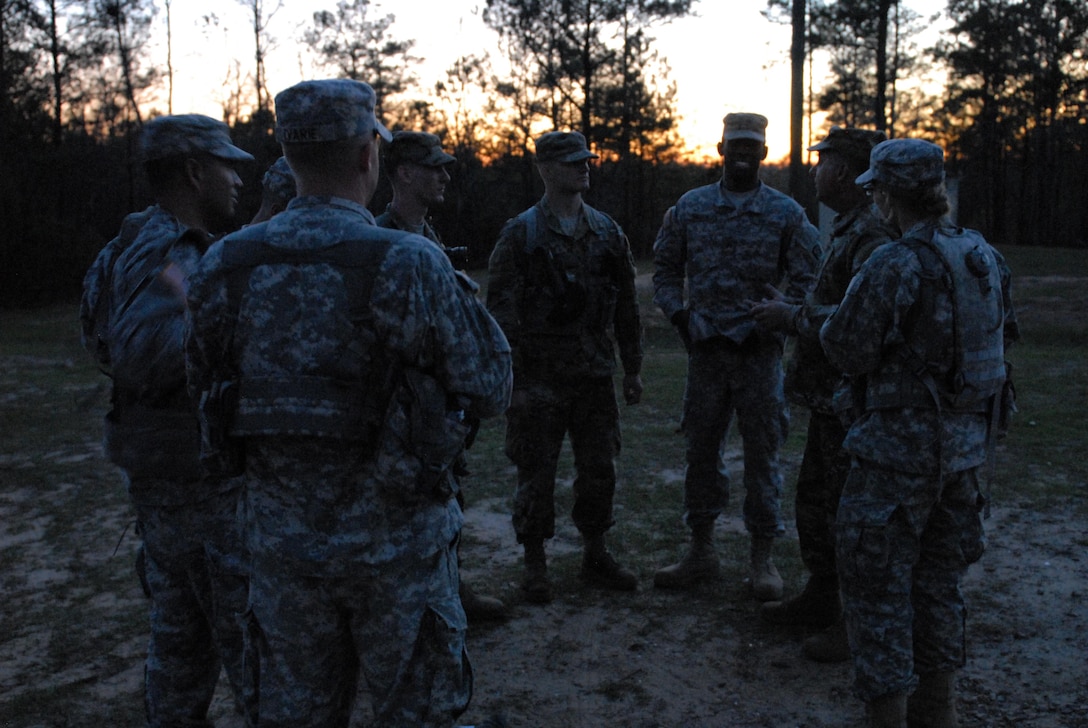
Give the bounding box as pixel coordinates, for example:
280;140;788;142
79;114;252;726
376;130;508;622
751;126;893;662
185;79;512;727
248;155;296;225
652;112;819;601
820;138;1016;726
486;130;644;604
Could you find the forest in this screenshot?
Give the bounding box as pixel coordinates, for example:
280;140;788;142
1;0;1086;308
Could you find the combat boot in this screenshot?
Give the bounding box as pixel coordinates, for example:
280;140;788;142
760;573;841;628
907;671;959;728
802;617;851;663
866;692;909;726
750;535;784;601
653;522;719;589
867;692;908;728
459;581;508;623
521;539;551;604
580;534;638;591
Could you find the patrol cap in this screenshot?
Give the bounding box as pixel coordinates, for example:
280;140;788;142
855;138;945;190
534;131;598;163
261;156;296;201
384;131;456;169
274;79;392;144
141;114;254;163
808;126;887;168
722;113;768;143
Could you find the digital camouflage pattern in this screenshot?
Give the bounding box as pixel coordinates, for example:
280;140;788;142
786;202;894;414
136;489;248;726
652;181;818;534
80;203;248;726
855;138;945;191
785;202;893;577
140;113;254;162
186;194;511;726
820;217;1014;702
487;197;641;543
261;156;296;202
375;204;444;247
652;181;819;344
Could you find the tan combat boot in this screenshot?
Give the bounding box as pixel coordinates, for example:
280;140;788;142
802;616;851;663
653;522;719;589
760;573;841;628
868;691;908;728
459;581;508;623
580;533;638;591
750;535;784;601
907;671;959;728
521;539;551;604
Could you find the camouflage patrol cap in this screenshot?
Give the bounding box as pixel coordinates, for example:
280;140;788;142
808;126;887;169
261;157;296;201
141;114;254;162
384;131;456;169
722;113;768;143
534;131;598;163
274;79;392;144
856;138;945;190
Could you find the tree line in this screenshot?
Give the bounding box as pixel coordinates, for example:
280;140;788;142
1;0;1085;308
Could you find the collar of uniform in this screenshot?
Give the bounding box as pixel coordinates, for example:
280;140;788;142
831;202;869;237
714;180;766;212
538;196;590;237
286;195;376;223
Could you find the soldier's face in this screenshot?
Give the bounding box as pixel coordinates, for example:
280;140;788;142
540;159;591;194
870;185;895;224
198;156;244;232
404;163;451;207
719;138;767;183
811;151;844;204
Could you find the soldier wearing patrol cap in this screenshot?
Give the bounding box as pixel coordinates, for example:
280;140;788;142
186;79;512;727
652;112;819;603
752;127;894;663
376;131;456;242
820;138;1018;726
79;113;253;726
487;130;644;604
376;131;509;623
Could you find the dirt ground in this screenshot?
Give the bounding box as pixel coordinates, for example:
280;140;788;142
2;275;1087;727
1;448;1085;727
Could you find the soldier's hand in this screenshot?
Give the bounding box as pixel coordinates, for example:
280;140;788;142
622;373;643;405
669;309;692;352
749;300;799;333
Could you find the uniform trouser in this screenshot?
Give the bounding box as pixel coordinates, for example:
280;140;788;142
682;337;787;537
836;460;985;701
505;374;621;542
245;541;471;728
795;411;851;578
133;486;249;728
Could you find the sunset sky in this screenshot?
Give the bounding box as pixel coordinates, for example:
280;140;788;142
158;0;948;163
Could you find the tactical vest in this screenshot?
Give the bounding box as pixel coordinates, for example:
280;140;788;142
216;230;394;441
865;225;1005;413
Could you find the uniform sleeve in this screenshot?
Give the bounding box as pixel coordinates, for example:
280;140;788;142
781;212;820;302
184;244;232;401
80;239;121;368
651;206;686;320
612;225;643;376
820;246;910;377
386;245;512;420
485;219;524;348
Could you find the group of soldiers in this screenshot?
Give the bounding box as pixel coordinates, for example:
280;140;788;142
80;75;1016;728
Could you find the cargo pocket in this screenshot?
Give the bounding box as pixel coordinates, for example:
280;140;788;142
423;595;473;721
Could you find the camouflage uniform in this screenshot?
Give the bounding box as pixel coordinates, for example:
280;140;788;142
186;79;511;728
81;189;250;724
652;179;818;536
820;139;1016;705
786;201;893;582
487;195;642;544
